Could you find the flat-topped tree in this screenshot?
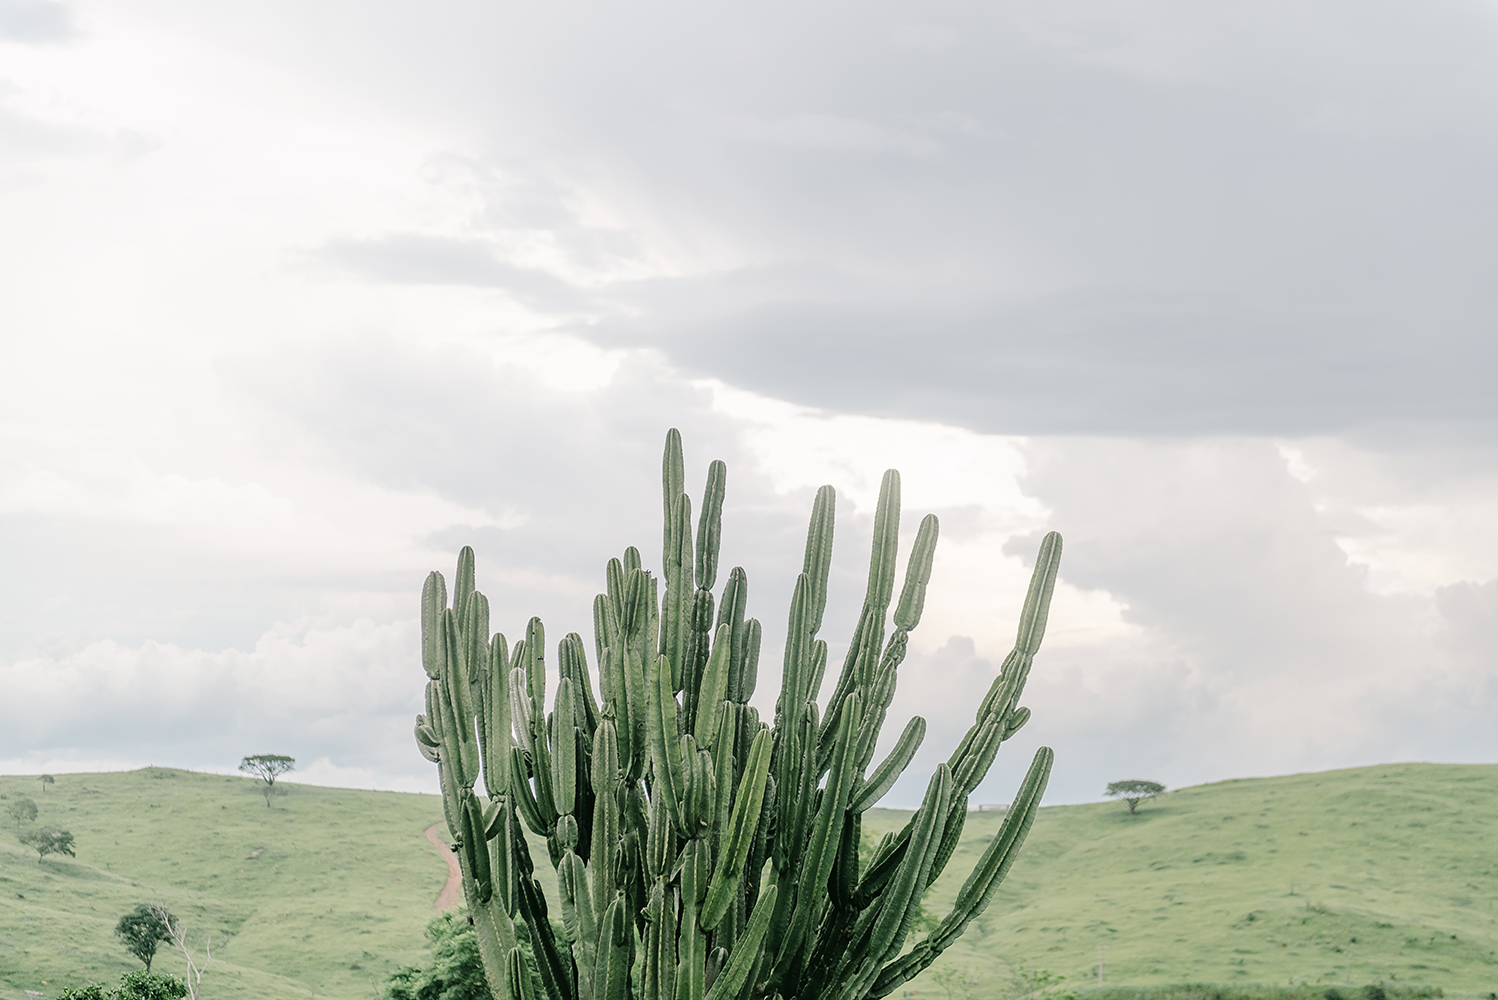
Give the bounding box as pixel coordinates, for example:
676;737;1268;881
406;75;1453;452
412;428;1064;1000
239;754;296;806
1105;779;1166;814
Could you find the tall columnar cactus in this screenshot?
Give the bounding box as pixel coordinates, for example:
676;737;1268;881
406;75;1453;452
414;429;1061;1000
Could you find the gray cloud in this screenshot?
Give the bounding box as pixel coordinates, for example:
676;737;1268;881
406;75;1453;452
205;1;1498;437
318;234;591;310
0;0;76;42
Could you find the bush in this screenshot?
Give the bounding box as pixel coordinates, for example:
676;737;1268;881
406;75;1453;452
56;971;187;1000
384;912;489;1000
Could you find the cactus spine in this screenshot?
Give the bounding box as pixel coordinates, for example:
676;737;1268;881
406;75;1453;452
414;429;1061;1000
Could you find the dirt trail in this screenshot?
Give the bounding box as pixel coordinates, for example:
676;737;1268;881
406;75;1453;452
423;824;462;912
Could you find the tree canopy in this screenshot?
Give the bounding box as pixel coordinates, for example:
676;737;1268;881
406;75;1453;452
7;794;37;832
19;824;75;862
1105;779;1166;814
238;754;295;806
117;903;177;972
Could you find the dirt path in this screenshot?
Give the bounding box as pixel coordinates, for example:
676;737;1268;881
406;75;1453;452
423;824;463;912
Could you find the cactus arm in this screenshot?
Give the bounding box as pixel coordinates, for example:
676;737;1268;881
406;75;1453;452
856;471;901;689
777;575;812;720
738;618;761;706
552;678;578;817
442;609;481;787
506;947;537;1000
703;883;776;1000
518;868;574;1000
692;624;732;747
461;789;494;904
511;745;550;836
455;546;477;623
774;692;862;983
662;429;685;574
464;877;516;1000
591;718;621;910
563;633;601;737
700;727;772;930
675;839;709;1000
560;852;597;998
801;485;836;635
662;495;695;691
648;652;688;831
595;895;633;1000
422;571;447;679
484;634;513;801
717;567;749;699
849;715;925;813
1015;532;1062;655
622;649;649;783
892;514;939;631
924;799;967;891
644;881;678;1000
695;460;727;592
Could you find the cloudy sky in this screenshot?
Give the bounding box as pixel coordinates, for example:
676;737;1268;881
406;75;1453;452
3;0;1496;807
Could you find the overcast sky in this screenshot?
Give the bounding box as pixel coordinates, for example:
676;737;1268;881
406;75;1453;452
2;0;1496;807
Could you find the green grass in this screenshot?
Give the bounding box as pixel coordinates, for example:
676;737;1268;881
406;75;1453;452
867;761;1498;1000
4;762;1498;1000
0;767;449;1000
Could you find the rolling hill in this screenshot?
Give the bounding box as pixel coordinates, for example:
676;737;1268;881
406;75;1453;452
2;762;1496;999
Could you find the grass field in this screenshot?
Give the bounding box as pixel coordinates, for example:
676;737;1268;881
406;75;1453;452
2;762;1496;1000
865;761;1498;999
0;767;448;1000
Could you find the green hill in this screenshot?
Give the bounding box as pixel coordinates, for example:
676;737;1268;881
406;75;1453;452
864;761;1498;998
0;768;448;1000
3;762;1496;999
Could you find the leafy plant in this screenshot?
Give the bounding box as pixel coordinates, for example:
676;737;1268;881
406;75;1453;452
115;903;176;972
238;754;295;806
56;970;189;1000
412;429;1062;1000
1105;780;1166;815
19;824;75;863
7;793;37;832
384;911;491;1000
39;773;55;791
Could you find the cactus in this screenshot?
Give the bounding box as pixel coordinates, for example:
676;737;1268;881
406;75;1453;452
414;429;1061;1000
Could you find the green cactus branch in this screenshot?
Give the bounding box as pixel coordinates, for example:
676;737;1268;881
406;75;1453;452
413;429;1061;1000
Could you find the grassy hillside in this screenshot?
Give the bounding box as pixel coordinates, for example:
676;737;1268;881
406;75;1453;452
0;768;448;1000
3;762;1497;999
869;761;1498;999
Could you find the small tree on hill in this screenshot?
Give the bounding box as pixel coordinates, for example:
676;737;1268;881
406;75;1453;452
19;824;75;862
1105;779;1166;814
38;773;55;792
238;754;295;806
7;794;37;832
116;903;176;972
